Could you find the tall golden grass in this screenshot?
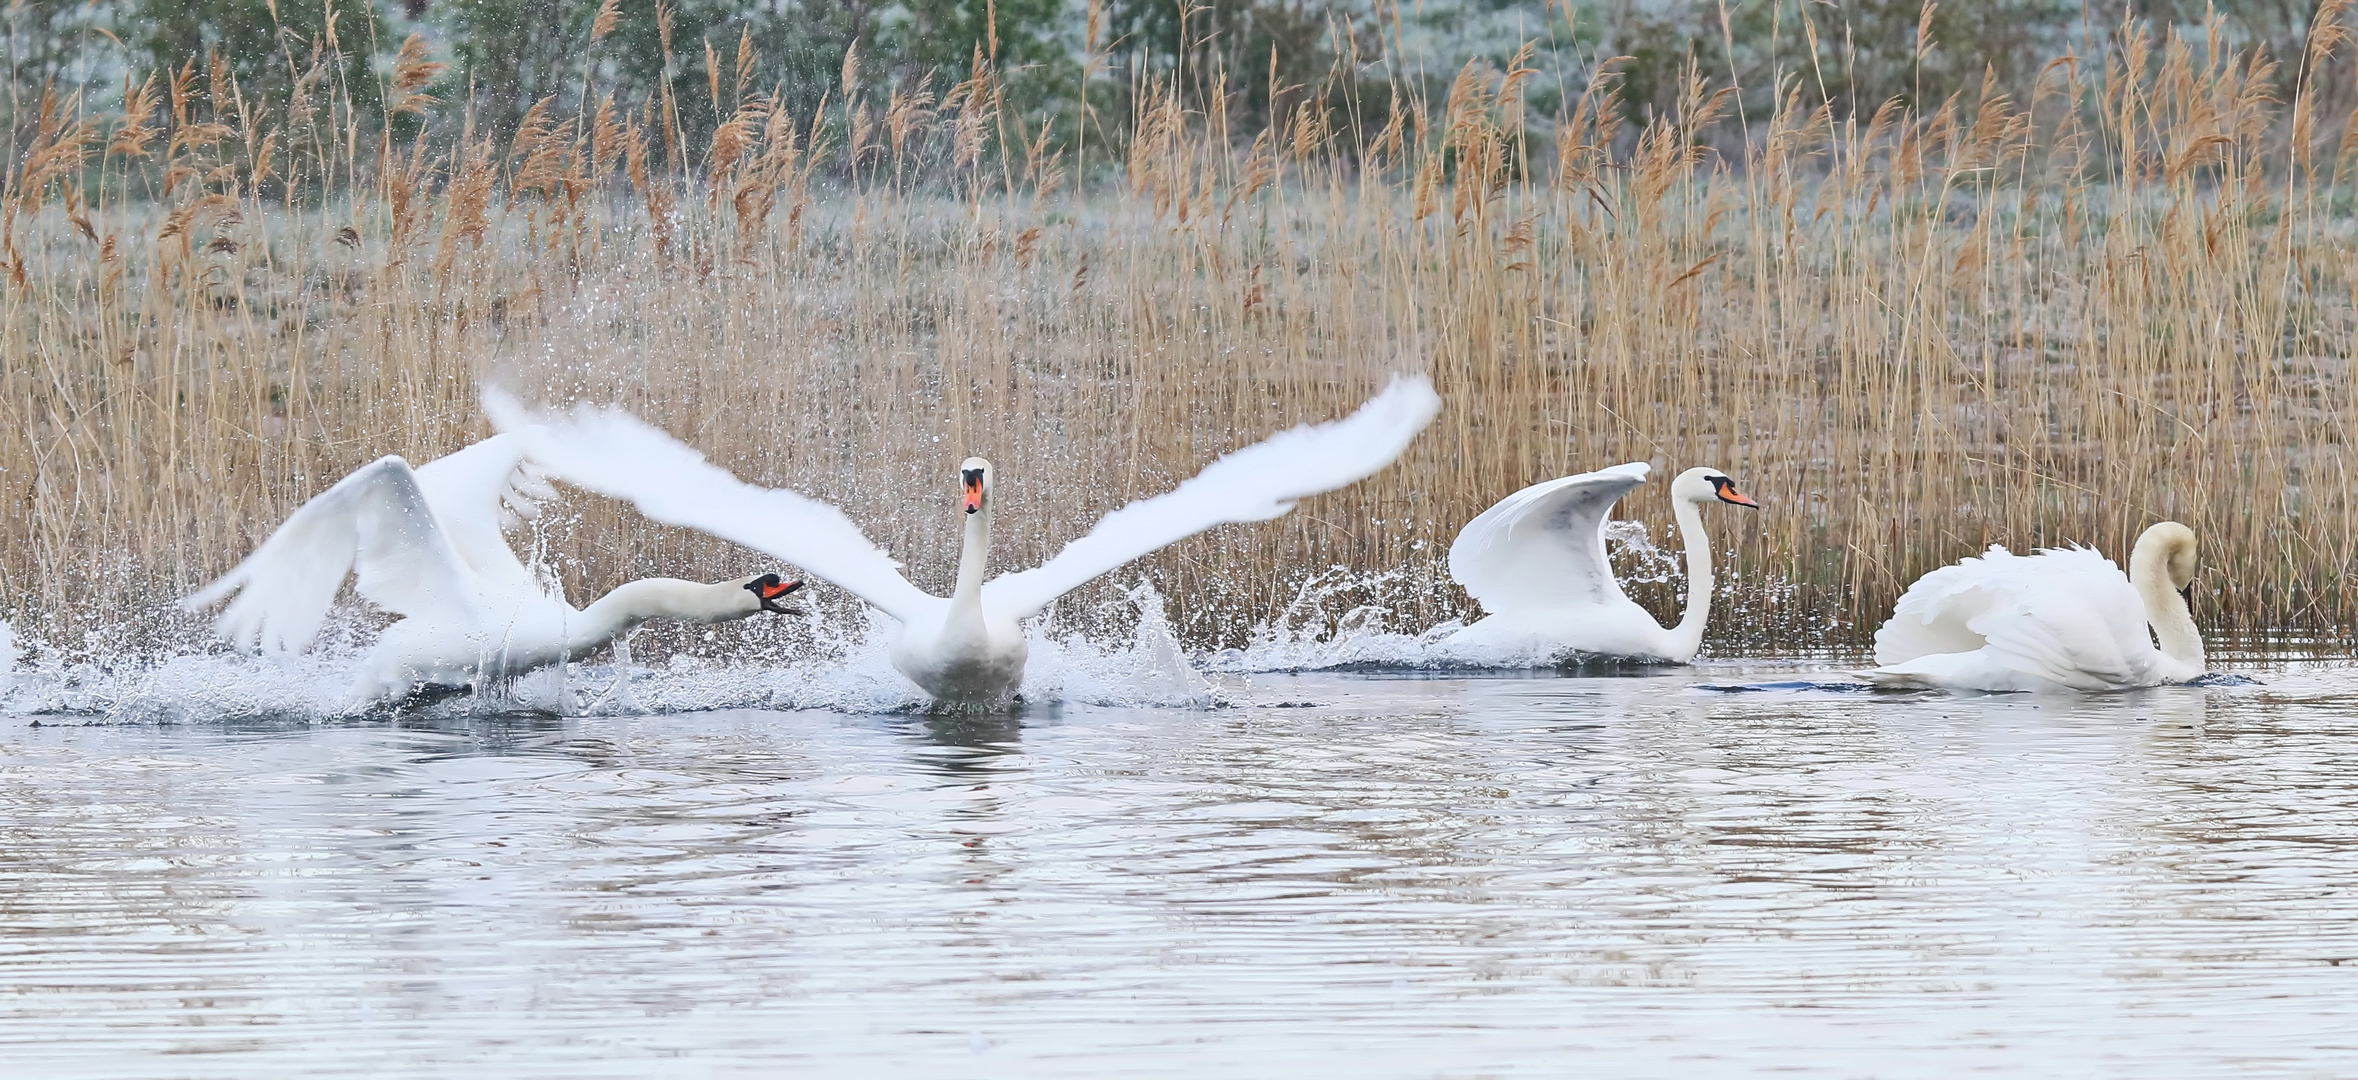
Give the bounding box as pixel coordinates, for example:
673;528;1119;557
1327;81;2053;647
5;9;2357;660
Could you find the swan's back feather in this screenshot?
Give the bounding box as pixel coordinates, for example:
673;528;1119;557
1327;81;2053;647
483;390;935;623
1446;462;1650;615
1874;545;2160;690
184;457;480;653
979;375;1441;620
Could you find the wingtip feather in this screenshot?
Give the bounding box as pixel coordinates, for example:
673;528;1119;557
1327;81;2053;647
480;386;535;434
182;574;237;612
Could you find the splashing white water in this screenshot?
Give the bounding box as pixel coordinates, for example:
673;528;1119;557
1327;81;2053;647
1;528;1710;723
1207;526;1693;673
1032;581;1223;708
1604;519;1683;585
1204;566;1462;672
0;619;19;701
0;580;1232;723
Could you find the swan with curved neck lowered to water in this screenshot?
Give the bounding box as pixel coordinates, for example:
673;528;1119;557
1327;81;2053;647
1436;463;1760;665
485;377;1442;704
184;433;803;703
1865;521;2208;692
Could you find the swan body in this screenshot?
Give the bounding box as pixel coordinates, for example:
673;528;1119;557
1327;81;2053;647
1438;464;1758;665
1866;521;2207;692
485;378;1442;704
884;459;1033;700
184;434;798;702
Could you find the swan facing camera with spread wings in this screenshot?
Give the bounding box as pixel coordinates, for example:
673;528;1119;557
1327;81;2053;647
485;377;1442;703
1865;521;2207;692
1438;463;1759;665
183;434;802;704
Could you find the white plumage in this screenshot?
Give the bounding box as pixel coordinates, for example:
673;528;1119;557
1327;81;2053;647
1867;522;2208;692
1447;462;1652;617
185;434;795;702
485;377;1442;703
1438;463;1758;665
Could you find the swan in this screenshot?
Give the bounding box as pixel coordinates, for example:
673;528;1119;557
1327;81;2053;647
483;377;1441;703
1436;463;1759;664
1865;521;2207;692
184;433;803;702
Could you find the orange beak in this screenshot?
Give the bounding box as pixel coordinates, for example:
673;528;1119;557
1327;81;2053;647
744;574;804;614
963;477;984;514
1720;485;1760;508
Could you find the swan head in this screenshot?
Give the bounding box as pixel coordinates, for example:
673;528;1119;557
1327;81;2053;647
1671;467;1759;508
960;457;994;515
740;573;805;615
2133;521;2200;594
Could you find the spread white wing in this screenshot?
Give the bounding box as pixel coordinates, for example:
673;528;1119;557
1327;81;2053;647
184;457;483;653
482;389;935;623
412;432;553;599
1446;462;1650;616
1873;545;2156;690
979;375;1442;620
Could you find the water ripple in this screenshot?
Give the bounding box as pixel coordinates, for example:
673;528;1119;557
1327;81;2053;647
2;666;2356;1076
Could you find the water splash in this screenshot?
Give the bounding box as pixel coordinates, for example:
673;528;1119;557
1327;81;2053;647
0;580;1232;723
1604;519;1682;585
1201;535;1715;672
1204;567;1461;672
5;649;367;724
581;629;649;715
0;619;18;702
1030;580;1226;708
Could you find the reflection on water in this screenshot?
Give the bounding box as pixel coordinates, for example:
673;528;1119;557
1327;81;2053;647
4;665;2358;1077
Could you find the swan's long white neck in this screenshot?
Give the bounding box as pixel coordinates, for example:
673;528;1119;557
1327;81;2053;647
2130;535;2205;672
566;579;747;658
949;501;992;622
1668;495;1715;659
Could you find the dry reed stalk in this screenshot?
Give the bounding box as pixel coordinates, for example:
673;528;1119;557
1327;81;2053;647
3;16;2357;663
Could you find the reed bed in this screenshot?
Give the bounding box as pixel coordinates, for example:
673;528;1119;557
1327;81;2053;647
5;10;2357;661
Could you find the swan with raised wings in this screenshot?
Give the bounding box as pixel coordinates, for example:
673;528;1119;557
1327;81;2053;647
485;378;1441;703
1866;521;2207;692
1437;463;1759;665
184;434;802;702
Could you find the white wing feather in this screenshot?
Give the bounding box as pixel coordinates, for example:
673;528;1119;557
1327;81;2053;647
482;389;935;623
979;375;1442;620
1446;462;1650;616
1873;546;2158;690
184;457;482;653
412;432;550;598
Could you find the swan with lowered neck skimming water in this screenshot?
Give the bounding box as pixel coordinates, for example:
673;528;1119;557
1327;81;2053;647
1436;463;1760;665
184;433;802;703
1865;521;2207;692
485;378;1441;704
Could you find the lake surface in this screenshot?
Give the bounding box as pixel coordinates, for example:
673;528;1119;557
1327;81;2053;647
4;662;2357;1077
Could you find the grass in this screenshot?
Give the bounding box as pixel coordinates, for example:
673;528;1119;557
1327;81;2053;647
3;7;2356;662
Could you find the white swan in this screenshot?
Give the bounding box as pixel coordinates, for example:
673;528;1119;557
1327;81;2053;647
1437;463;1759;664
484;377;1441;703
184;433;802;702
1866;521;2207;692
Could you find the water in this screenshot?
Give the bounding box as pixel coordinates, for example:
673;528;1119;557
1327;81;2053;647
5;659;2357;1076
